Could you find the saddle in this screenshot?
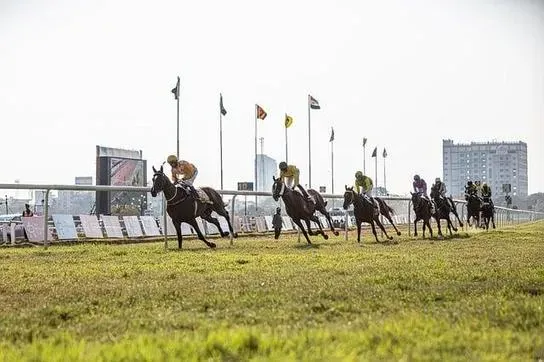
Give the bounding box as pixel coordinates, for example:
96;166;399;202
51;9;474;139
175;183;213;204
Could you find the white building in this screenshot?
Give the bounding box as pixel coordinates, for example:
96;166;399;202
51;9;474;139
442;140;528;198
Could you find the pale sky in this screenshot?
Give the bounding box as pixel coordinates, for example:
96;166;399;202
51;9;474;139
1;0;543;196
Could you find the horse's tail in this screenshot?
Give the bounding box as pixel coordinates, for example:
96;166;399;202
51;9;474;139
201;187;226;210
376;197;394;215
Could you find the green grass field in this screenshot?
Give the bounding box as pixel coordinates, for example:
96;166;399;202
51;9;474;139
0;222;543;361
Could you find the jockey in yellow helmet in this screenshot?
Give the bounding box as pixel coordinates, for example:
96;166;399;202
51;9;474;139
278;162;311;201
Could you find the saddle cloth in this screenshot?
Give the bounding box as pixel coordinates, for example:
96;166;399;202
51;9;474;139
174;184;212;204
294;189;316;204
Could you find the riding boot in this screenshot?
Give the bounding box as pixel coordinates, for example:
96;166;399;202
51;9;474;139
297;184;312;202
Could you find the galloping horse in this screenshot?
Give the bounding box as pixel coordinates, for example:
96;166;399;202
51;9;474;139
429;191;457;237
410;192;433;238
150;165;237;249
343;186;394;243
480;197;496;230
272;176;337;245
465;193;482;228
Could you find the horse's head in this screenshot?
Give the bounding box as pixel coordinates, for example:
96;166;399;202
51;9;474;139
271;176;285;201
411;191;422;208
343;185;356;210
150;165;168;197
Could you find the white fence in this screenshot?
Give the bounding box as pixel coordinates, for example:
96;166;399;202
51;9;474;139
1;183;543;247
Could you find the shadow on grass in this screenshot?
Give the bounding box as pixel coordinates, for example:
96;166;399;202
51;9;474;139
293;243;321;250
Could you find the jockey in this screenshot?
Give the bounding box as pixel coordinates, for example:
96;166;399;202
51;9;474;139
278;162;311;201
167;155;200;199
412;175;429;197
481;182;494;208
431;177;455;210
354;171;376;207
464;180;478;200
413;174;434;213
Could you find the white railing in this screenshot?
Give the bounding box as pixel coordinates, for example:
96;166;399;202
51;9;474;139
1;183;542;247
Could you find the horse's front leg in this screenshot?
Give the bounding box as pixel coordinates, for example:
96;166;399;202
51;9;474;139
356;219;362;243
187;219;216;248
173;219;183;249
369;221;380;243
293;218;312;245
425;219;433;238
413;219;419;237
491;214;496;229
374;217;392;240
435;217;443;238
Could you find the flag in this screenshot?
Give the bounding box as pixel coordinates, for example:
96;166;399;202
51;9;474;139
220;93;227;116
383;148;387;158
329;127;335;142
171;76;180;100
309;95;320;109
256;104;267;120
285;114;293;128
371;147;377;157
363;137;367;147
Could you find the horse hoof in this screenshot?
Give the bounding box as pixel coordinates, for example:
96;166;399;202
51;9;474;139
459;223;464;227
323;234;329;240
388;236;393;240
333;231;339;236
208;242;217;248
396;231;401;236
221;232;230;237
233;232;239;238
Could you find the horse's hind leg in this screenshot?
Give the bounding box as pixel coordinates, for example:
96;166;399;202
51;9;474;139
215;208;238;238
303;219;315;236
413;219;419;237
320;209;339;236
384;213;401;236
187;219;216;248
310;215;328;240
202;214;228;238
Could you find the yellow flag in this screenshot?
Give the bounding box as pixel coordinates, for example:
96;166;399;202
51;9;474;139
285;114;293;128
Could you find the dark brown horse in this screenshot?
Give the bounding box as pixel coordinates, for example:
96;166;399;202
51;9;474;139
411;192;433;238
465;193;482;228
343;186;394;243
481;197;496;230
271;176;337;245
150;165;237;249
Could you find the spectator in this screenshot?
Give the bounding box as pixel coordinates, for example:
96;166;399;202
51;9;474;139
22;203;33;241
272;207;283;240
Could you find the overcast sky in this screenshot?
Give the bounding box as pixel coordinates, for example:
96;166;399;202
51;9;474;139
1;0;543;196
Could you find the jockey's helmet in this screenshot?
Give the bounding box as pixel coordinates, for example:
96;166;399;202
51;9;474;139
167;155;178;165
279;162;288;171
355;171;363;179
413;174;420;181
435;177;441;183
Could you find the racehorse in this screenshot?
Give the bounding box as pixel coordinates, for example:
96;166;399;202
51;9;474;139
410;192;433;238
480;197;496;230
150;165;237;249
271;176;337;245
374;197;402;236
429;192;458;237
343;186;394;243
465;193;482;228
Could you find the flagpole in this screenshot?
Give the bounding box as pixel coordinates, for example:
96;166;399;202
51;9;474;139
383;152;387;195
374;148;378;197
331;136;334;198
285;125;288;164
363;138;367;175
219;95;224;190
176;80;180;159
254;104;258;209
308;94;312;188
